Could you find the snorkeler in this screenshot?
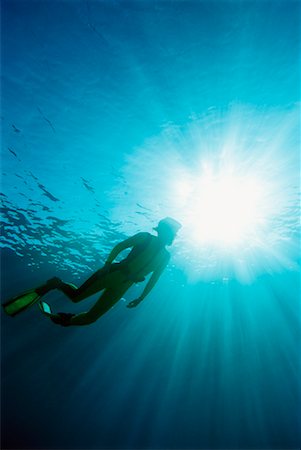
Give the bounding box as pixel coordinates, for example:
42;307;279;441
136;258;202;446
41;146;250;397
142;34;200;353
3;217;181;326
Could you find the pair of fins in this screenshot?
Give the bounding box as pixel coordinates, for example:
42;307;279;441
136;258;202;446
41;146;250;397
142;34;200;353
3;289;52;317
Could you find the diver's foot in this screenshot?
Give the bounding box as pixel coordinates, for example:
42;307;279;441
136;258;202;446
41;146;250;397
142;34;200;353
46;277;63;289
36;277;63;296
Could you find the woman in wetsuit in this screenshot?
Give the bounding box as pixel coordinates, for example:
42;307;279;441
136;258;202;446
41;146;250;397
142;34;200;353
36;217;181;326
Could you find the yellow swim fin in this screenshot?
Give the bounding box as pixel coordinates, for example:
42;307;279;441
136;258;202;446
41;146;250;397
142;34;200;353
3;289;41;317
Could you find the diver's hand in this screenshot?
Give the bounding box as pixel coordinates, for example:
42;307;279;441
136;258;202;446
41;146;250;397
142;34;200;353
127;298;143;308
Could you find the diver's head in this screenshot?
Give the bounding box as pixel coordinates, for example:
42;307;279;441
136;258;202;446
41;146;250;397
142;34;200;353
154;217;182;246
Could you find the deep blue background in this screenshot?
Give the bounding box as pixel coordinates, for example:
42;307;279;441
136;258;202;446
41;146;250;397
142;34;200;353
1;1;300;449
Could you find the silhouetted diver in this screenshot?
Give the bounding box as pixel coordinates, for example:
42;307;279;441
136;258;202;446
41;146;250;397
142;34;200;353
3;217;181;326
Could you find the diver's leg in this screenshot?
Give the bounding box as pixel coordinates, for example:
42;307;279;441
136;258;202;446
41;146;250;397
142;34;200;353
55;281;79;300
36;268;109;303
67;288;126;326
35;277;63;296
58;268;110;303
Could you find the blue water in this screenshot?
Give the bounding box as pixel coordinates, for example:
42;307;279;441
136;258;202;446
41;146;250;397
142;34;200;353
1;1;300;449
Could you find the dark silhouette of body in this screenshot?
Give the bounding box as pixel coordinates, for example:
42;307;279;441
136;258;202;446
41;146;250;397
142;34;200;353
36;217;181;326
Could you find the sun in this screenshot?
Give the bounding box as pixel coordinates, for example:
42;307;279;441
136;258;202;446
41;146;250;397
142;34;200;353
172;160;270;249
186;171;265;246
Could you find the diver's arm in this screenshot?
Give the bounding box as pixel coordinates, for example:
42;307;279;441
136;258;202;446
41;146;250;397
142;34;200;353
127;254;170;307
139;269;164;300
105;233;147;264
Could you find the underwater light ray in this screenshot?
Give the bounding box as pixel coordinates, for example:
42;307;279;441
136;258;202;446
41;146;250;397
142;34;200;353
110;106;299;283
